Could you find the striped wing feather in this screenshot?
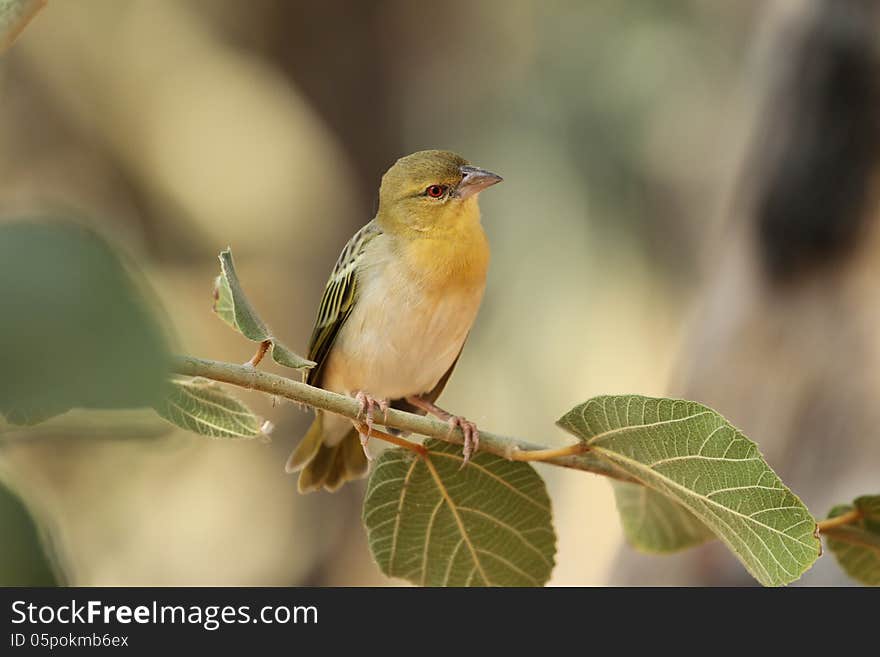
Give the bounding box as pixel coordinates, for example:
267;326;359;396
306;221;381;386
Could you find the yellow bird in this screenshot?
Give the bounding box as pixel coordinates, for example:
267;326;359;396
286;150;502;493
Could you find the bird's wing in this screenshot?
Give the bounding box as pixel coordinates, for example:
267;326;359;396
306;221;383;386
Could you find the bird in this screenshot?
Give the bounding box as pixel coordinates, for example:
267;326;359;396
285;149;502;493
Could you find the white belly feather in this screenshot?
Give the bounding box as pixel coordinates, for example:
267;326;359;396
322;259;484;400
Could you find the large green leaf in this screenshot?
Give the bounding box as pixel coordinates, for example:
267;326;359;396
0;479;59;586
612;481;714;553
824;495;880;586
0;220;170;426
213;249;314;371
154;378;269;439
363;439;556;587
0;0;45;52
558;395;820;586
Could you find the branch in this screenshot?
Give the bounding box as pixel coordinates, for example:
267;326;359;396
170;354;635;481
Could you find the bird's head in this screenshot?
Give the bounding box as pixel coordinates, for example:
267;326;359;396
377;150;502;235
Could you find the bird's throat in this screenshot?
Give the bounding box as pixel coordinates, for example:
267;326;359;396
399;219;489;292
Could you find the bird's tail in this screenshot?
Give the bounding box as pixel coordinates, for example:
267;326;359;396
285;412;368;493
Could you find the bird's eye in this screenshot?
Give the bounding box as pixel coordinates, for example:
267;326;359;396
426;184;446;198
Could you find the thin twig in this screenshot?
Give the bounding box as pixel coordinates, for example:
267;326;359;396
170;354;636;481
816;508;863;533
246;339;271;368
353;422;426;457
509;442;590;461
0;0;46;52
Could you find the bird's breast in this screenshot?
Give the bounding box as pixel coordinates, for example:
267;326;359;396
322;234;488;400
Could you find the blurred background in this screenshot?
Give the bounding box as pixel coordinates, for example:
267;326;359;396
1;0;878;586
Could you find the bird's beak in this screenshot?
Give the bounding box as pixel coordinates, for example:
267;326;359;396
455;165;503;199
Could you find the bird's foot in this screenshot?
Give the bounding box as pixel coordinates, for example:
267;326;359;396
446;416;480;467
404;396;479;467
354;391;389;455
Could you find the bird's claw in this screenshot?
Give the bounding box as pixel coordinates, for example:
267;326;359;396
446;416;479;468
355;391;388;458
358;431;375;461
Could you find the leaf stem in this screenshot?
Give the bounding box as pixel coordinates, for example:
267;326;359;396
816;508;863;533
0;0;46;52
509;442;589;461
170;354;636;481
354;422;427;457
246;340;271;368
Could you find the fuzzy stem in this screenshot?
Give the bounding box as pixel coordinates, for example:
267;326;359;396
246;340;271;368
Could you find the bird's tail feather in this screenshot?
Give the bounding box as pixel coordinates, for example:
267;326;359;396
286;412;368;493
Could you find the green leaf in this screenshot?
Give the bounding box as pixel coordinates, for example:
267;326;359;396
824;495;880;586
266;341;314;370
153;378;269;439
0;220;171;426
0;478;60;585
363;439;556;587
612;481;714;553
213;248;314;371
0;0;45;52
558;395;820;586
